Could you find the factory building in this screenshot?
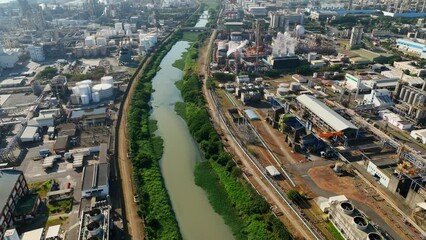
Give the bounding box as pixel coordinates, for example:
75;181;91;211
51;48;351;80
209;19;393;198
296;94;358;135
379;110;413;130
268;11;303;30
0;44;19;69
0;170;36;240
411;129;426;144
396;38;426;59
78;199;111;240
393;61;426;77
51;75;68;97
329;200;384;240
363;89;394;108
394;82;426;124
81;163;109;198
27;44;45;62
367;159;399;187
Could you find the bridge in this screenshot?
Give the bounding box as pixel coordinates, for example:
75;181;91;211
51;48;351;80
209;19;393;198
180;27;210;32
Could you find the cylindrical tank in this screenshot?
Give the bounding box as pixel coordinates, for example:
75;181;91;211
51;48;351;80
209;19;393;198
403;89;411;102
81;94;90;105
89;209;103;222
408;91;416;104
72;86;80;95
313;72;318;78
92;84;113;100
290;82;301;92
101;76;114;85
81;79;93;87
277;87;290;96
278;83;290;88
399;87;406;99
92;92;100;103
70;94;81;105
31;81;43;96
367;232;383;240
79;84;91;99
87;221;101;236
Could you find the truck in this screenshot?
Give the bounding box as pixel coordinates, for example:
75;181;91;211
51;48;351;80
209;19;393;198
42;155;61;169
39;149;50;156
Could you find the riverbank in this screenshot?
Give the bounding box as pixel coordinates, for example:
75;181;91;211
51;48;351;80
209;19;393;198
174;30;293;240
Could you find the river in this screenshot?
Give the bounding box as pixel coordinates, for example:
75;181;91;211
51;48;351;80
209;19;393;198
150;12;234;240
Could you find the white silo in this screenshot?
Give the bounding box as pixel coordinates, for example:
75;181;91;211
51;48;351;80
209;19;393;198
101;76;114;85
277;87;290;96
81;79;93;87
70;94;81;105
72;86;80;95
278;83;290;88
79;84;91;100
81;94;90;105
92;92;100;103
295;25;305;38
92;83;114;100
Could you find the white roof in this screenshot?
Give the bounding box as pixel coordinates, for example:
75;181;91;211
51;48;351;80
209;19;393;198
296;95;358;132
21;228;44;240
412;129;426;138
328;195;348;203
21;126;38;139
266;165;280;176
70;107;107;119
416;202;426;210
46;225;61;238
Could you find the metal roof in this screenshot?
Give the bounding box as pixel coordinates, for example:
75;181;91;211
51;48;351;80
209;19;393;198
21;126;38;139
45;225;61;239
0;170;22;210
82;163;109;192
296;95;358;132
244;109;260;120
21;228;44;240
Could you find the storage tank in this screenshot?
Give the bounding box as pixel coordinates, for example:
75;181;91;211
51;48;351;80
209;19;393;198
313;72;318;78
399;86;406;99
101;76;114;85
278;83;290;88
81;94;90;105
277;87;290;96
80;79;93;87
89;209;103;222
290;82;301;92
79;84;91;99
92;83;113;100
408;91;416;104
92;92;100;103
70;94;81;105
367;233;383;240
340;202;354;215
72;86;80;95
353;216;368;231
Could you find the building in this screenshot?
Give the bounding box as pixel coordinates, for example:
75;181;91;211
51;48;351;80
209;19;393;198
268;11;303;29
329;200;384;240
78;199;111;240
0;77;26;88
45;224;61;240
310;10;337;21
236;75;250;84
248;7;267;16
27;45;45;62
411;129;426;144
81;163;109;198
296;94;358;135
0;44;19;69
393;61;426;77
381;70;425;87
0;170;29;239
51;75;68;97
394;83;426;124
53;135;69;154
4;228;19;240
21;228;44;240
366;159;398;187
20;126;40;143
345;72;398;93
348;26;363;50
379;110;413;130
396;38;426;59
371;29;392;38
69;107;108;126
363;89;394;108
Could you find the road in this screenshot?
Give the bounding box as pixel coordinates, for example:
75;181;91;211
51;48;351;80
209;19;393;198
199;29;319;240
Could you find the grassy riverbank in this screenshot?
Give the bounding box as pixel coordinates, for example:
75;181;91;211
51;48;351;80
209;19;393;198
174;30;293;240
128;32;184;240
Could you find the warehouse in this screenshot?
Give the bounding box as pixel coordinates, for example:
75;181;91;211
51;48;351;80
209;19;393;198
0;77;26;88
296;95;358;134
81;163;109;198
20;126;40;143
410;129;426;144
53;135;69;154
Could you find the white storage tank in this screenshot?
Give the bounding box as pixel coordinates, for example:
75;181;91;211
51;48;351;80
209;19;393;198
79;84;91;99
70;94;81;105
313;72;318;78
101;76;114;85
92;83;114;100
290;82;301;92
277;87;290;96
81;79;93;87
72;86;80;95
81;94;90;105
278;83;290;88
92;92;100;103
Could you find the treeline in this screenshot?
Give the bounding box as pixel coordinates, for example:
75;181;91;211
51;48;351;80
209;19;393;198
175;33;292;240
127;33;184;240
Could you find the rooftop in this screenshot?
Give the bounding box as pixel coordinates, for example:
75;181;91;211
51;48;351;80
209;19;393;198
296;94;358;132
82;163;109;192
0;170;22;209
21;228;44;240
13;193;39;216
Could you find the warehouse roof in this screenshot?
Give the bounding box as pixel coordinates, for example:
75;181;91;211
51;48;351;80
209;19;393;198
0;170;22;211
53;135;69;150
21;228;44;240
21;126;38;140
82;163;109;192
296;95;358;132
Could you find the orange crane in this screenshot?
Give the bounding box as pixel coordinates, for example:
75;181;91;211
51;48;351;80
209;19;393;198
318;131;344;138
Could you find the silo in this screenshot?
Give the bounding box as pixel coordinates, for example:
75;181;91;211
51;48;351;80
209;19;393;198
278;83;289;88
408;91;416;104
92;83;113;100
277;87;290;96
101;76;114;85
79;84;91;99
81;94;90;105
403;89;411;102
290;82;301;92
92;92;100;103
72;86;80;95
70;94;81;105
399;87;406;99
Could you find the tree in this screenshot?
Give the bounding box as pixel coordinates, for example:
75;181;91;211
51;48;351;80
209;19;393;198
287;190;303;203
295;65;313;75
36;67;58;80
